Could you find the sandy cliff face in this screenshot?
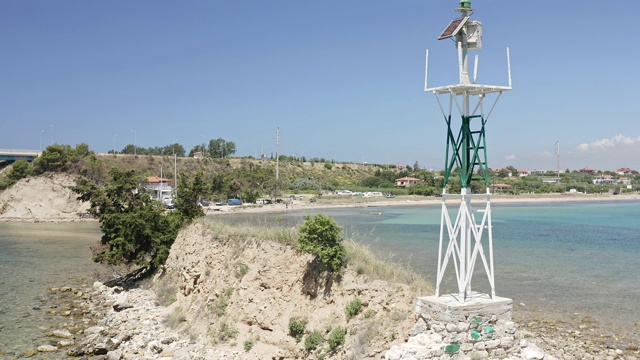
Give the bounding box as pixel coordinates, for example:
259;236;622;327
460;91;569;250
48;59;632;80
0;173;89;222
160;222;421;359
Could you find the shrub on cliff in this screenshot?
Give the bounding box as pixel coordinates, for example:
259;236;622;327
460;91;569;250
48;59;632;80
298;214;345;272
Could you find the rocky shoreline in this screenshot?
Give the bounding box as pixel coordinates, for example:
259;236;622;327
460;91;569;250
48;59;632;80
17;280;637;360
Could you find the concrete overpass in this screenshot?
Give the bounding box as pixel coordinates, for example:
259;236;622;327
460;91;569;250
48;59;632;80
0;149;41;162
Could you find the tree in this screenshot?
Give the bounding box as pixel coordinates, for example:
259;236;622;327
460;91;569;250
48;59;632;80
407;181;437;196
121;144;138;155
360;176;394;188
71;168;183;272
8;160;31;181
207;138;237;158
32;144;70;174
298;214;345;272
169;143;186;157
175;172;207;220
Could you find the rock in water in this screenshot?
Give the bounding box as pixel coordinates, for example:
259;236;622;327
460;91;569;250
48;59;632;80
52;328;74;338
37;344;57;352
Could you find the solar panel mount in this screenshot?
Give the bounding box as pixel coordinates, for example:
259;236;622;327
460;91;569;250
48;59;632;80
438;16;469;40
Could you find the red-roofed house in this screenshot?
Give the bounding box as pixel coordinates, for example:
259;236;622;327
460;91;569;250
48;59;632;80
616;168;632;175
144;176;173;200
618;177;631;186
395;177;424;188
580;167;596;175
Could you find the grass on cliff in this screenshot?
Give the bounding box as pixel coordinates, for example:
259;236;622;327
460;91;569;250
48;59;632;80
199;218;432;292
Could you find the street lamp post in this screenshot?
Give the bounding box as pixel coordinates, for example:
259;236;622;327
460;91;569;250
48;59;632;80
131;130;136;156
252;139;256;159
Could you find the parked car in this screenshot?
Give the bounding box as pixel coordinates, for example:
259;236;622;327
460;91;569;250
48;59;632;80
162;197;175;209
215;201;224;206
227;198;242;205
199;199;210;207
386;193;396;198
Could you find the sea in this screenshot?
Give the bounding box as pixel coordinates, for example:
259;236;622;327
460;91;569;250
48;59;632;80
0;222;101;359
1;200;638;356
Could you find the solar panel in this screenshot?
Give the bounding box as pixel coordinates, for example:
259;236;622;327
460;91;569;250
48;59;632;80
438;16;469;40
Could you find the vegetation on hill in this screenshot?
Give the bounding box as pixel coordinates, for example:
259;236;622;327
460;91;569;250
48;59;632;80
2;142;639;198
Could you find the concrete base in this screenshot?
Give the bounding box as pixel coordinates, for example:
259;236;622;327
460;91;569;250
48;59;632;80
411;292;516;356
417;292;513;324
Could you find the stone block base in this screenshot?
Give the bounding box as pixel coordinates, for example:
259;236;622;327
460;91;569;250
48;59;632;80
414;292;516;356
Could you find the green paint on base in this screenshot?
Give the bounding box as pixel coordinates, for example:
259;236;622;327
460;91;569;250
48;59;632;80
444;342;461;354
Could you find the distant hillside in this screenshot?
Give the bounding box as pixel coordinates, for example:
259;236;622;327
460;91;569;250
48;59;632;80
98;154;377;183
95;154;386;199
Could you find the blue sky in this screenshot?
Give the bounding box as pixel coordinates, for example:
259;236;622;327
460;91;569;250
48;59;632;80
1;1;637;171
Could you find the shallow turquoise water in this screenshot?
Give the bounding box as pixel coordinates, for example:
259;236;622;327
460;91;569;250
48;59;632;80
219;200;640;337
0;222;101;358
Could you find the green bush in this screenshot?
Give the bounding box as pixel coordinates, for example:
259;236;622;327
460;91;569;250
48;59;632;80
288;318;306;342
215;321;238;343
213;287;233;316
346;298;363;320
327;327;346;352
234;263;249;279
304;330;325;351
7;160;31;181
298;214;345;272
363;309;375;319
243;339;254;352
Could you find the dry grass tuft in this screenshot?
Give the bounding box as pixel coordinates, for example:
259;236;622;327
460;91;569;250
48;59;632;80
343;240;432;293
201;218;298;247
154;273;178;306
163;307;186;329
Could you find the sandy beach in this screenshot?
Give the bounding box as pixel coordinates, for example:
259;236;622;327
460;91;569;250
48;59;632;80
204;192;640;216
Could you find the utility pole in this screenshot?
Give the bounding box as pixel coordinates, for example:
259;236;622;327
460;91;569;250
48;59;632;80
556;141;560;184
132;129;137;156
276;127;280;193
